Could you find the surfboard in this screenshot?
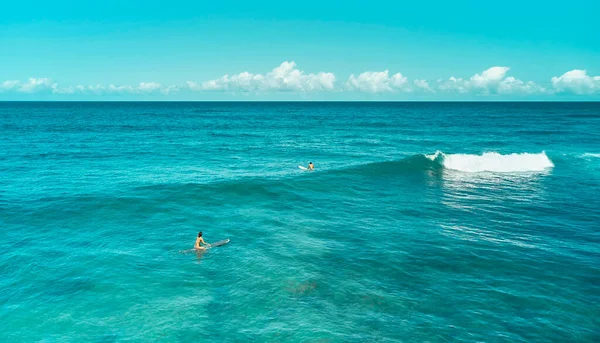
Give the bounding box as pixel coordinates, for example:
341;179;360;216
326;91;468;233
298;165;307;170
209;239;230;248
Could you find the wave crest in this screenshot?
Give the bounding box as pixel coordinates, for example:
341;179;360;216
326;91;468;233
582;153;600;158
426;151;554;173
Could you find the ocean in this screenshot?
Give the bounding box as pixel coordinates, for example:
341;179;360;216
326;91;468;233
1;102;599;342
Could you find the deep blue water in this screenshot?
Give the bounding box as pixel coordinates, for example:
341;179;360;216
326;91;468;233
1;102;599;342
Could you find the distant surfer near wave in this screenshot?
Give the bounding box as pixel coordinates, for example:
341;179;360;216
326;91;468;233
194;232;211;250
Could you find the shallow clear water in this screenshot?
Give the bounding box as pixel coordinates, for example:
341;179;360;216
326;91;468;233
1;102;599;342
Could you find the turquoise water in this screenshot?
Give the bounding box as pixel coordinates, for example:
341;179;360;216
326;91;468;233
1;102;599;342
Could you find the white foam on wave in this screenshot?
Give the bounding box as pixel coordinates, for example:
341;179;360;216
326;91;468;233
582;153;600;158
426;151;554;173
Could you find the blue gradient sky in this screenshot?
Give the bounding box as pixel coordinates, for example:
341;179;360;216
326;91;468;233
1;0;599;100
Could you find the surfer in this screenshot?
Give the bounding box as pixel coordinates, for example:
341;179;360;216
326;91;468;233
194;232;211;250
308;162;314;170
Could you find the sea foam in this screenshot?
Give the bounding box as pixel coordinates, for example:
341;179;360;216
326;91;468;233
582;153;600;158
426;151;554;173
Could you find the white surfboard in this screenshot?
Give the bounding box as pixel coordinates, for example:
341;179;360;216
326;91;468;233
298;165;307;170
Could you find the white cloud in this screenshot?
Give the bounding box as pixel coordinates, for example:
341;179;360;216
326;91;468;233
498;77;546;95
551;70;600;94
439;67;510;93
193;61;336;92
75;82;178;95
186;81;202;91
3;66;600;97
471;66;510;87
161;85;179;95
438;67;546;95
138;82;161;92
0;78;76;94
107;84;135;93
413;79;433;92
18;78;56;93
52;85;77;94
1;80;20;92
438;77;470;93
74;84;107;94
0;78;178;96
345;71;410;93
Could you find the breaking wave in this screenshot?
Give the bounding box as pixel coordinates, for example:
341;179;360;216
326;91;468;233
425;151;554;173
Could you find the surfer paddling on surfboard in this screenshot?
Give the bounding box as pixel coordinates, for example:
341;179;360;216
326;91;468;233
194;232;211;250
298;162;315;171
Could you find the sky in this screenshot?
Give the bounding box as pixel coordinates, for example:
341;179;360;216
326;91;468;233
1;0;599;100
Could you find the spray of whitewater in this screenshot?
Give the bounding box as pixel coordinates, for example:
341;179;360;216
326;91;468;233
425;151;554;173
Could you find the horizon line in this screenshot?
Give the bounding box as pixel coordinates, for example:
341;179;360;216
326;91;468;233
2;100;600;103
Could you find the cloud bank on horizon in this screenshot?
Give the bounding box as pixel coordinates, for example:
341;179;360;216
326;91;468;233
2;62;599;97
